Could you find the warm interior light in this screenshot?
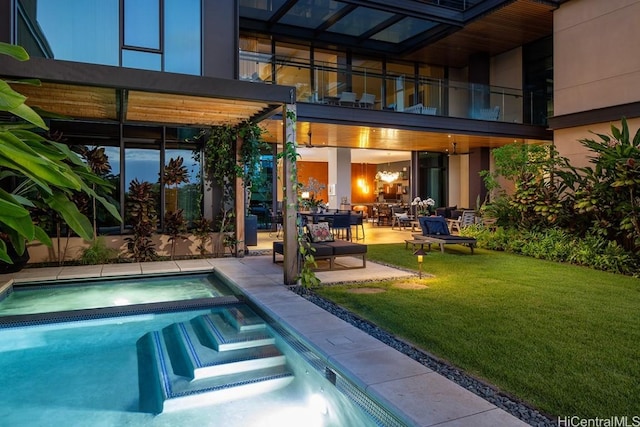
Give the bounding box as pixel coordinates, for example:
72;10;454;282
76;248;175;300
417;255;423;263
376;170;400;183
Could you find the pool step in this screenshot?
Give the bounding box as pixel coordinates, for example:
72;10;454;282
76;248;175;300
137;305;294;414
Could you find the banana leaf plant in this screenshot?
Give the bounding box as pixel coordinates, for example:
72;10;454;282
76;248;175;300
0;42;122;265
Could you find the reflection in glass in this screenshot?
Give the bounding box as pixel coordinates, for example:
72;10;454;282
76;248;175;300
279;0;345;28
125;148;160;229
165;0;201;75
275;44;310;101
32;0;119;64
97;146;122;233
122;50;162;71
326;8;394;37
18;0;201;74
387;62;416;112
164;149;201;225
124;0;160;49
370;17;437;43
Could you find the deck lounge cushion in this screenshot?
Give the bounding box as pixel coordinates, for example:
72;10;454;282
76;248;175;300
308;242;334;257
322;240;367;255
419;216;450;236
273;241;334;257
307;222;334;242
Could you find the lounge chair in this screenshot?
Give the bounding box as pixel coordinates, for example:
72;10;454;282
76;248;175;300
358;93;376;108
337;91;357;106
412;216;477;254
447;209;476;234
478;106;500;120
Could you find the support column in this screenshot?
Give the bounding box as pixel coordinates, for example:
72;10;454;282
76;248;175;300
235;134;245;257
468;148;489;208
328;147;351;209
469;52;490;117
282;104;299;286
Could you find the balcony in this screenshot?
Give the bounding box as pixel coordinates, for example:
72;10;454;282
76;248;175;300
240;52;549;126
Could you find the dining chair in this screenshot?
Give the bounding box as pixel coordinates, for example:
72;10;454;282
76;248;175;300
329;213;352;241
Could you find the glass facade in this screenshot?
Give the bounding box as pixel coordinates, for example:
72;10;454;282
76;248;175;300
17;0;201;74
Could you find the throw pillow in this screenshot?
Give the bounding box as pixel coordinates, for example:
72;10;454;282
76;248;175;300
307;222;334;242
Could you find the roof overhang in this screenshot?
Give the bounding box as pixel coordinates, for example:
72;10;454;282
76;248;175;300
0;57;294;127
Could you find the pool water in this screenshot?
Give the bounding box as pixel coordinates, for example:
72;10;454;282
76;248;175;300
0;274;406;427
0;273;233;316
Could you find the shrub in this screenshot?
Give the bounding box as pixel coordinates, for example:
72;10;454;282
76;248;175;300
478;227;640;276
80;236;118;265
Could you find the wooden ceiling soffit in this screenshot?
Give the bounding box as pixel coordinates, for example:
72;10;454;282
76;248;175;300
13;82;118;121
125;91;271;126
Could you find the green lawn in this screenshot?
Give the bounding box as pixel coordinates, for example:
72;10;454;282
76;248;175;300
313;244;640;418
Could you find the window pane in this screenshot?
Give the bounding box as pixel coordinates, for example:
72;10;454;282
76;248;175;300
275;44;310;101
122;50;162;71
352;58;383;109
387;62;416;111
124;147;160;229
326;8;394;37
239;36;273;82
97;146;122;233
165;0;201;75
313;50;342;101
124;0;160;49
164;148;201;225
25;0;119;65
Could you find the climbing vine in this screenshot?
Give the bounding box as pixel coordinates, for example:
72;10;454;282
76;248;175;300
279;109;320;289
194;121;268;256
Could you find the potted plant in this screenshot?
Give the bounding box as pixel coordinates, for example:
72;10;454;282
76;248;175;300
300;177;327;212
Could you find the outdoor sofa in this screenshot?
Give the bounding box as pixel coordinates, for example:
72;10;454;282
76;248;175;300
272;222;367;269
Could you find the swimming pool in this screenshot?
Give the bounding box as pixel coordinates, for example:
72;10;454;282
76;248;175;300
0;272;407;426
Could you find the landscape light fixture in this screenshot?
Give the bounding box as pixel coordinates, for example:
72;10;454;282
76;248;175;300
413;248;426;279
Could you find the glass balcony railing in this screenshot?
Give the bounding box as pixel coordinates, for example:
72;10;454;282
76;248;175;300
239;52;550;126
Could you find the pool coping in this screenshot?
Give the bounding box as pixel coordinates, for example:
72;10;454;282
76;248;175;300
0;257;529;427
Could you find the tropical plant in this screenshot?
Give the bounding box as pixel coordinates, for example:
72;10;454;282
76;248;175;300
560;118;640;252
162;156;189;212
196;124;237;255
76;145;114;239
124;179;157;262
192;215;213;257
480;142;571;229
196;121;267;256
238;121;269;207
0;42;121;266
161;156;189;258
164;209;187;260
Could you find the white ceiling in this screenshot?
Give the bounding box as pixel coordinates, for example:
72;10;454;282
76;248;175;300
296;147;411;164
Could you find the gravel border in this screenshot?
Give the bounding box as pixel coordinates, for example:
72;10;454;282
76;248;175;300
291;285;557;427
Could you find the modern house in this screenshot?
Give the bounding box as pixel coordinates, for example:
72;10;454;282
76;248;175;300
1;0;639;265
